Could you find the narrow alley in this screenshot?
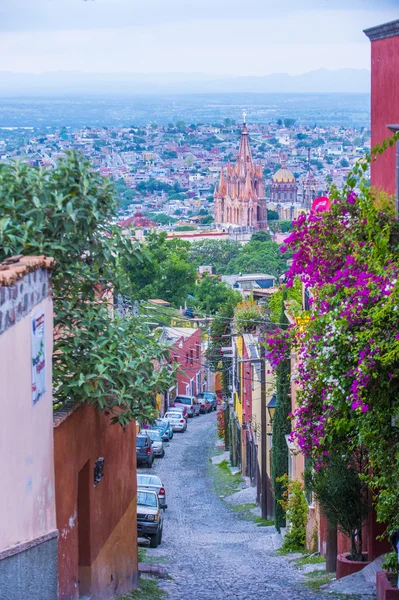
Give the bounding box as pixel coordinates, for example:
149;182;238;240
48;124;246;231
139;413;341;600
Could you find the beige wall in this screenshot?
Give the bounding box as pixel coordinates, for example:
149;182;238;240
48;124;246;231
0;296;56;550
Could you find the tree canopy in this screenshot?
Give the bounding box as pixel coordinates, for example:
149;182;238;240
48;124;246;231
123;231;197;307
0;152;174;425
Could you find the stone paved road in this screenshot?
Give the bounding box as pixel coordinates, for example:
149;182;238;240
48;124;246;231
139;412;339;600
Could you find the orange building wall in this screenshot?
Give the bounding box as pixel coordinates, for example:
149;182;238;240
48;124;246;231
54;404;138;600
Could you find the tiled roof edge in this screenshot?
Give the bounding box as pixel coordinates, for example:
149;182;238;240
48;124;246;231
0;255;56;287
364;19;399;41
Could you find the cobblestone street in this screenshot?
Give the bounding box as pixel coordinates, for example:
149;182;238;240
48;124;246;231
140;412;343;600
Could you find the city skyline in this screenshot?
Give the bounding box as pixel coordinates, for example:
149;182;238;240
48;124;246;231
1;0;398;77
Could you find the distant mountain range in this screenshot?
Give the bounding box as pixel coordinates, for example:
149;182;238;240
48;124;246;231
0;69;370;96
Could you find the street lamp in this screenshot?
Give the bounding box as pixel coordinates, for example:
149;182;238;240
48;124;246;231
267;394;277;433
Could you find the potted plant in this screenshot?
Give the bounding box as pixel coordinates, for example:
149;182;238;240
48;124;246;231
305;447;370;578
377;535;399;600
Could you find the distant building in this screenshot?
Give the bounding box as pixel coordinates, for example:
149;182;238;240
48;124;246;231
214;118;267;230
302;149;317;210
269;155;298;217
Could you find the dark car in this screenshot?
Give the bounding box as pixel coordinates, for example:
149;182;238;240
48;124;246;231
136;434;154;467
136;490;163;548
197;391;218;411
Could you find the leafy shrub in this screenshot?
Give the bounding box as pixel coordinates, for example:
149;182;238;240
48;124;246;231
277;474;308;552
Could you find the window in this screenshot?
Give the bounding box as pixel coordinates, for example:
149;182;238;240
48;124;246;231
190;350;193;366
185;384;190;396
196;345;200;359
186;353;189;364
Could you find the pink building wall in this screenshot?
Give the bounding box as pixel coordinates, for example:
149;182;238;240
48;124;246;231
0;258;57;600
365;20;399;197
0;274;56;550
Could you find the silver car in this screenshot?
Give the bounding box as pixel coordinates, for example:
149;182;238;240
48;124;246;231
164;412;187;432
137;473;167;509
141;429;165;457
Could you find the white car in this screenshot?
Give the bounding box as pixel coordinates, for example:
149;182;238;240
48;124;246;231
164;411;187;432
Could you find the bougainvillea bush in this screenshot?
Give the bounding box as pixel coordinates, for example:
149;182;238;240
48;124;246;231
266;133;399;534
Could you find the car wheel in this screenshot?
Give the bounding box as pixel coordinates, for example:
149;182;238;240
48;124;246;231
149;534;159;549
160;449;165;458
158;528;163;545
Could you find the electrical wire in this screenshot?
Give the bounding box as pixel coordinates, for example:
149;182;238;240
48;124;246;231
141;302;288;328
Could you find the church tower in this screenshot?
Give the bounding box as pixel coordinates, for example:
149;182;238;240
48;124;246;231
214;114;267;230
302;148;317;209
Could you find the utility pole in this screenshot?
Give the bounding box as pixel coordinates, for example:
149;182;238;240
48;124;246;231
260;346;268;520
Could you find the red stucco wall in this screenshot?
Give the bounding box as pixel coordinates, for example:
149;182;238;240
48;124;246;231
54;405;138;600
170;329;202;395
370;34;399;196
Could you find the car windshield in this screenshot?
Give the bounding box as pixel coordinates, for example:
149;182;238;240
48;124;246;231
137;491;158;508
165;413;179;420
136;437;147;447
175;397;192;405
137;475;160;486
155;421;166;428
146;431;162;442
198;393;213;399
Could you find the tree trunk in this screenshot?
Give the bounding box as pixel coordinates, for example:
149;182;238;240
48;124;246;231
326;521;337;573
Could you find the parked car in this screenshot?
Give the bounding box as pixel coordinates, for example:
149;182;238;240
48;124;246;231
137;473;167;509
197;391;218;411
174;395;200;417
197;396;211;414
151;420;170;442
136;489;163;548
169;404;188;421
136;434;154;467
153;419;173;442
141;430;165;458
164;411;187;432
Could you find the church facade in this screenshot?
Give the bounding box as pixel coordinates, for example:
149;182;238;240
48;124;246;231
214;121;267;230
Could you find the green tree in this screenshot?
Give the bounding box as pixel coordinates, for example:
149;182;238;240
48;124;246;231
267;209;279;221
284;118;296;128
123;232;196;307
251;231;272;243
226;240;286;277
189;239;241;275
0;152;173;425
340;157;349;168
200;214;214;225
194;273;241;315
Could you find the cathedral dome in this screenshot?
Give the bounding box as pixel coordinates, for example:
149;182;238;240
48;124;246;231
272;157;295;183
272;165;295;183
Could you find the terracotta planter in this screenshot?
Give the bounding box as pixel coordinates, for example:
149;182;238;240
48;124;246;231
336;552;370;579
376;571;399;600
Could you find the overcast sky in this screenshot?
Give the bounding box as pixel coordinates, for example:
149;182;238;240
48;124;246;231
0;0;398;76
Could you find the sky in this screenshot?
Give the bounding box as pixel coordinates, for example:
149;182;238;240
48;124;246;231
0;0;398;76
